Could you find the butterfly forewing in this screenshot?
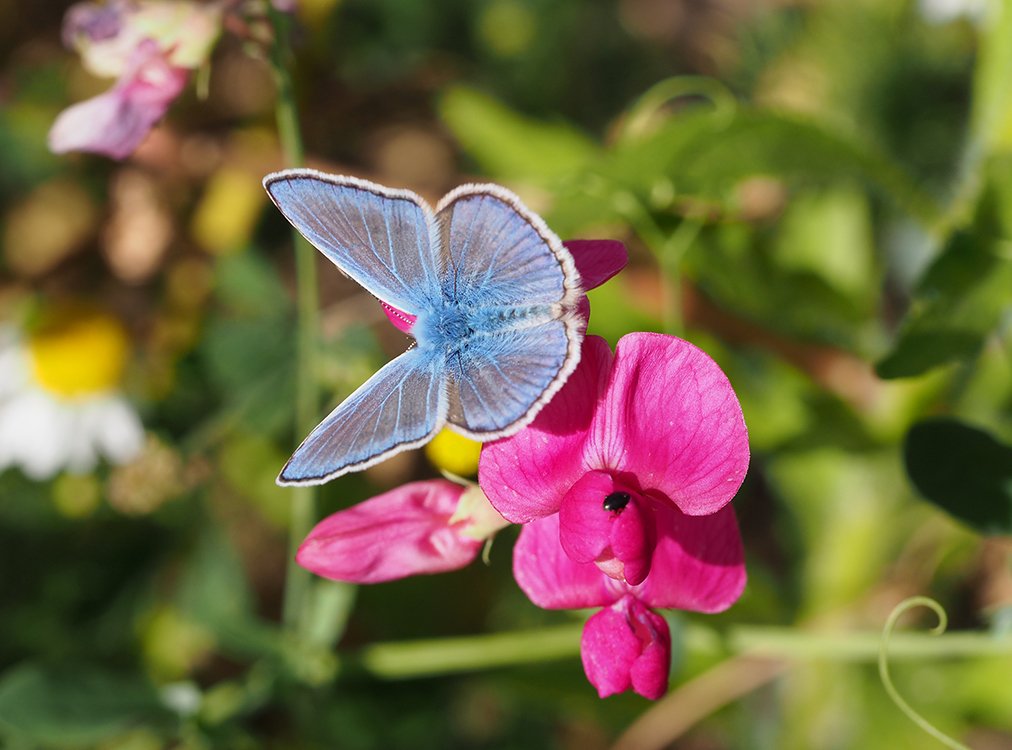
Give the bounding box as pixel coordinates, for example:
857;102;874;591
264;170;441;315
435;185;581;309
278;348;446;485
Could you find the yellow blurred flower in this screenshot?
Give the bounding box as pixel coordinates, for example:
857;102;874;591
425;428;482;477
0;309;144;479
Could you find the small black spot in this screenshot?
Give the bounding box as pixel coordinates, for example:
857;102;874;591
603;492;631;512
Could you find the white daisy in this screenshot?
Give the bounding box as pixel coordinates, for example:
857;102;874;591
0;310;144;480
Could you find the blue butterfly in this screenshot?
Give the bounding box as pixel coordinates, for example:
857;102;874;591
264;169;583;486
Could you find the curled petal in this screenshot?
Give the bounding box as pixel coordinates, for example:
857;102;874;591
559;471;616;563
296;479;482;584
513;513;618;609
563;240;628;291
588;332;749;516
633;501;746;613
581;596;671;700
559;470;655;585
480;335;613;522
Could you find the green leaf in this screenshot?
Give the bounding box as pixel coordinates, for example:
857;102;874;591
876;231;1012;378
0;664;172;747
904;418;1012;535
214;252;291;320
177;526;255;629
438;85;600;184
550;106;942;235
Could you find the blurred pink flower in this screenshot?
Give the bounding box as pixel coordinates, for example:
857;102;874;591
480;333;749;698
381;239;628;334
296;479;508;584
50;0;221;159
49;40;187;159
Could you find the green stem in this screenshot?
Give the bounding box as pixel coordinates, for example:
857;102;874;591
610;189;699;335
267;7;319;637
357;624;585;679
351;620;1012;681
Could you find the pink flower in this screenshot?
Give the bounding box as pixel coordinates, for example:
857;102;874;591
480;333;749;698
381;239;628;334
296;479;509;584
50;0;221;159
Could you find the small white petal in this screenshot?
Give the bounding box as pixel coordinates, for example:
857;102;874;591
90;395;144;465
6;391;74;480
0;344;29;399
65;404;100;474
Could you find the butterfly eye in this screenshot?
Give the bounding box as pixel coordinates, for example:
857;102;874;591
602;492;631;512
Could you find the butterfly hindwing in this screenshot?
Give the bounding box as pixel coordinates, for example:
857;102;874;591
277;348;447;485
264;170;441;315
445;317;581;438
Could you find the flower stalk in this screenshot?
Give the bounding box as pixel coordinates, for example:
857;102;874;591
352;621;1012;681
266;6;321;639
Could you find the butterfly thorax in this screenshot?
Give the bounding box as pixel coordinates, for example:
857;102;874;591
412;302;557;352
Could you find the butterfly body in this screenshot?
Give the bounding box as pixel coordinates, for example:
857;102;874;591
264;169;582;485
413;302;557;350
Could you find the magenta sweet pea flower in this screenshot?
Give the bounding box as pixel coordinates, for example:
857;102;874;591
480;333;749;698
297;479;509;584
381;239;627;334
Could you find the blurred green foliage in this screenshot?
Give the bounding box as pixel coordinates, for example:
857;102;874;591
0;0;1011;748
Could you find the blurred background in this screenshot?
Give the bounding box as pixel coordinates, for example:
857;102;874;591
1;0;1011;747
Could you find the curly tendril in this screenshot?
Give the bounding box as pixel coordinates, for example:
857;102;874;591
878;596;970;750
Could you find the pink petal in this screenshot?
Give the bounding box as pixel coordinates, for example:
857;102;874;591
296;479;482;584
563;240;628;291
49;41;187;159
588;332;749;516
479;335;613;523
633;501;746;613
581;596;671;700
512;513;619;609
381;301;416;334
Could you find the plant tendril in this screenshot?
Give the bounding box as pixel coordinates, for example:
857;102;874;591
878;596;970;750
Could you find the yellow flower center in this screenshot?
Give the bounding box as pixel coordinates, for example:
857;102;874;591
28;311;129;397
425;428;482;477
